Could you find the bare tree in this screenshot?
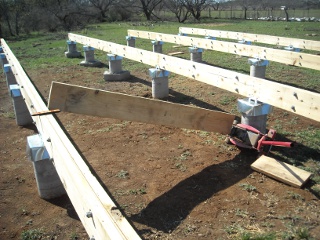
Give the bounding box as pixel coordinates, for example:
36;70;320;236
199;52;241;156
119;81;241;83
181;0;207;21
138;0;164;20
165;0;191;22
88;0;117;22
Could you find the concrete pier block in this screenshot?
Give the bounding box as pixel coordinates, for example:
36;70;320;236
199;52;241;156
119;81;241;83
26;134;66;199
4;64;17;91
126;36;136;47
104;54;130;81
238;39;252;45
10;84;33;126
205;36;216;40
151;40;163;53
149;68;170;99
237;98;273;133
80;46;102;67
189;47;203;63
248;58;269;79
284;45;300;52
65;40;81;58
0;53;8;69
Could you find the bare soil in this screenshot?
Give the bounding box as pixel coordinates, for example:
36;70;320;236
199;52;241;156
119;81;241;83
1;60;319;239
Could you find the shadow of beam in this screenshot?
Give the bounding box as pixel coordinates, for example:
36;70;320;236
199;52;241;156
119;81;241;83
130;150;257;233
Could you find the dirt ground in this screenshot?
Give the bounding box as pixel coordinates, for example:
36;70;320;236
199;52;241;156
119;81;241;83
1;58;320;239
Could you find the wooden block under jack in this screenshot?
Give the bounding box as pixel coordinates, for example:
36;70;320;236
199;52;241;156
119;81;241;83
251;155;312;188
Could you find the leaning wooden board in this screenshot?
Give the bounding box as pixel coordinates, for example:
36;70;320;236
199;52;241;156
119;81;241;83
48;82;235;135
251;155;312;188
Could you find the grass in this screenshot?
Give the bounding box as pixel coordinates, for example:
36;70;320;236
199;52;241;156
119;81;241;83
21;228;44;240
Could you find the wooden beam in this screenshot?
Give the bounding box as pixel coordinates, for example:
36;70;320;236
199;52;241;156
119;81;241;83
251;155;312;188
48;82;235;135
127;30;320;71
0;38;141;240
68;33;320;122
179;27;320;52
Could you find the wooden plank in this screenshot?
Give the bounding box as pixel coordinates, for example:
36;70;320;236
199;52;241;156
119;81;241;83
48;82;235;135
251;155;312;188
128;30;320;71
179;27;320;52
68;33;320;122
1;39;141;240
168;51;184;56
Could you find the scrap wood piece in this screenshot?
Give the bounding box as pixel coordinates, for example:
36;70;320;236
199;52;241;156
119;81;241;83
48;82;235;135
31;109;60;116
168;51;184;56
251;155;312;188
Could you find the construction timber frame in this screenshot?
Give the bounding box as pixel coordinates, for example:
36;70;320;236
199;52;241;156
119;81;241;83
127;30;320;71
68;33;320;122
179;27;320;52
0;39;141;240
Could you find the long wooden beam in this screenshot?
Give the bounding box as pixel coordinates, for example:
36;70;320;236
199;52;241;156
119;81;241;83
127;29;320;71
68;33;320;122
179;27;320;52
48;82;235;134
0;39;141;240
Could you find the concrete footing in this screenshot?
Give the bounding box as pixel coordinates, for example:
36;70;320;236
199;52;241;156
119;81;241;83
248;58;269;79
152;40;163;53
126;36;136;47
4;64;17;91
0;53;8;69
284;45;300;52
149;68;170;99
80;46;102;67
10;84;33;126
205;36;216;40
189;47;203;63
26;134;66;199
238;39;252;45
104;54;130;81
65;40;81;58
237;98;273;134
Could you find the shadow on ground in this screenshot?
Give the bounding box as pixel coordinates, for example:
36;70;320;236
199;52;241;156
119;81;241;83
130;150;257;233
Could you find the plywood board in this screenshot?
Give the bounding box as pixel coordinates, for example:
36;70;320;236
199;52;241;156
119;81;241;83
68;33;320;122
128;30;320;71
251;155;312;188
48;82;235;135
179;27;320;51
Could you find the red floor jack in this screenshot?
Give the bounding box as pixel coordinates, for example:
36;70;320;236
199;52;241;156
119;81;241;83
226;123;294;154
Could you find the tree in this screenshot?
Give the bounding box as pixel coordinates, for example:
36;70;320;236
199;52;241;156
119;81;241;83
181;0;207;21
165;0;191;22
138;0;164;20
88;0;117;22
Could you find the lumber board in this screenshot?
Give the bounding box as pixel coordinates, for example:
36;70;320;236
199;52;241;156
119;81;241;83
168;51;184;56
251;155;312;188
128;30;320;71
179;27;320;52
0;39;141;240
68;33;320;122
48;82;235;135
